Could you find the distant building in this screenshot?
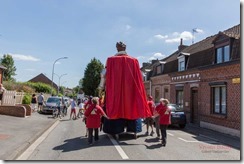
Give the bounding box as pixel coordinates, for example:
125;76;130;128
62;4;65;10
28;73;58;91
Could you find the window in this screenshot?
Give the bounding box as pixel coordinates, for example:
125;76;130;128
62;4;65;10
178;56;186;71
179;61;185;71
216;45;230;63
176;90;183;109
212;86;226;115
155;88;160;103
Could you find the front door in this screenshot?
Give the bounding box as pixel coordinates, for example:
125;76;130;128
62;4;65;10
191;88;199;124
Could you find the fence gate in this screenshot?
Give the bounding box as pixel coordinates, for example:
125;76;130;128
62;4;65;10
2;91;17;106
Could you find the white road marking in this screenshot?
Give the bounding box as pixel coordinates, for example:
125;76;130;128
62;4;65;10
199;134;219;142
167;132;174;136
16;120;60;160
178;137;199;143
107;134;129;160
178;137;218;144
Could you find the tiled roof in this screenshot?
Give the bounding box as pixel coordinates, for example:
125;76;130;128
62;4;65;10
142;24;240;78
28;73;58;89
222;24;240;39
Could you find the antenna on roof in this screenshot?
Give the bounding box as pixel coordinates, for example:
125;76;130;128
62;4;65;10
192;28;197;44
192;28;202;44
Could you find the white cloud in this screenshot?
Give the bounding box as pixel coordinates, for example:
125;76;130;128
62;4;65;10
10;54;40;61
165;31;193;43
136;56;146;60
154;34;168;40
138;52;166;62
153;52;166;58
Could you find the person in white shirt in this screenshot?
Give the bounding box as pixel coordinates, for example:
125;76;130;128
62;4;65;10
70;97;77;120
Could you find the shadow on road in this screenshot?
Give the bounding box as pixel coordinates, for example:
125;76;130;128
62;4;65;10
53;134;114;152
144;143;164;149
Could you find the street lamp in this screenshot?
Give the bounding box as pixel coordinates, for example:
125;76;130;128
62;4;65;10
53;73;67;95
51;57;68;95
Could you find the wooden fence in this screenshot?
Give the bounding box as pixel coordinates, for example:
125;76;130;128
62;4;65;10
1;91;25;106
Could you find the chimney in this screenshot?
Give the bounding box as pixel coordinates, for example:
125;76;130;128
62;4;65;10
178;38;188;51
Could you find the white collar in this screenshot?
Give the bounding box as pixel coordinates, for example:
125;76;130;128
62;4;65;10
115;51;127;56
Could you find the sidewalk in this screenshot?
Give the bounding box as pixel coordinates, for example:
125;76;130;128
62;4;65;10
0;112;58;160
184;123;240;150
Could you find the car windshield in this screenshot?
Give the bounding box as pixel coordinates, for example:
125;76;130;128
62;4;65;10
167;104;182;112
47;97;60;103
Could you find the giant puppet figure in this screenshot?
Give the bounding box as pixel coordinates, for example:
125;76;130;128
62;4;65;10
99;41;151;137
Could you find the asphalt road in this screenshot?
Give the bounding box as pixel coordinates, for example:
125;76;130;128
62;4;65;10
16;112;240;161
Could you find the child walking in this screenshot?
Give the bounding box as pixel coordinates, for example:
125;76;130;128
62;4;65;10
83;97;108;145
70;97;77;120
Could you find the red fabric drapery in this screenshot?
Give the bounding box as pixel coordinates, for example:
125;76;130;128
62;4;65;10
105;55;151;120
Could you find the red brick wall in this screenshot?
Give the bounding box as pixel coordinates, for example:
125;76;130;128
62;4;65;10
0;105;26;117
16;104;31;116
199;63;240;130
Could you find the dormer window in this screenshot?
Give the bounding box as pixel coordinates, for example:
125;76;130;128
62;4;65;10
216;45;230;63
177;52;190;72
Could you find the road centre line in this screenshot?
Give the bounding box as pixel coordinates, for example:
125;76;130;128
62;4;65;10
16;120;60;160
107;134;129;160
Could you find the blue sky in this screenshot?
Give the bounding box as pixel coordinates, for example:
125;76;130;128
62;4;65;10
0;0;240;88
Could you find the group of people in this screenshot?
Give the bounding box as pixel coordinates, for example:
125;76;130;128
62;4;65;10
31;93;45;112
145;96;171;146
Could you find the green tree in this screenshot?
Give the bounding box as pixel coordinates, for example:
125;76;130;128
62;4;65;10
82;58;104;96
0;54;17;81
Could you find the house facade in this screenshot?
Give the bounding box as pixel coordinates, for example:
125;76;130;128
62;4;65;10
141;24;240;137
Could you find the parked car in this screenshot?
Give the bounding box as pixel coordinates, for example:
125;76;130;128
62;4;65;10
168;103;186;129
42;96;64;114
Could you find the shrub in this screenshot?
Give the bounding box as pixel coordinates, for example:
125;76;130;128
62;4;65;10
22;94;31;104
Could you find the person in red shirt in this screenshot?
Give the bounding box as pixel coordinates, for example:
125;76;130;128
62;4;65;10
83;97;108;145
83;96;93;137
154;98;171;146
145;96;155;136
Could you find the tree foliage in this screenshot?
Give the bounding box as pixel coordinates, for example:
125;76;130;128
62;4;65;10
0;54;17;81
82;58;104;96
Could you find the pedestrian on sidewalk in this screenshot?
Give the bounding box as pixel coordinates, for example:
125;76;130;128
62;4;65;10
145;95;155;136
31;94;38;112
37;93;45;112
83;97;108;145
153;98;171;146
70;97;77;120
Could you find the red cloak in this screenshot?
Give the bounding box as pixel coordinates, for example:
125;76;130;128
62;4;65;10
105;54;151;120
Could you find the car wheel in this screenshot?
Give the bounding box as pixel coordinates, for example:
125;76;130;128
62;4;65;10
179;124;186;129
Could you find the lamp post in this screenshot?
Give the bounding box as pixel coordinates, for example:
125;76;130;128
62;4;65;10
53;73;67;95
51;57;68;95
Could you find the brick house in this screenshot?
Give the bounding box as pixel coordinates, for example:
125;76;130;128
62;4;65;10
28;73;58;91
141;24;240;137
